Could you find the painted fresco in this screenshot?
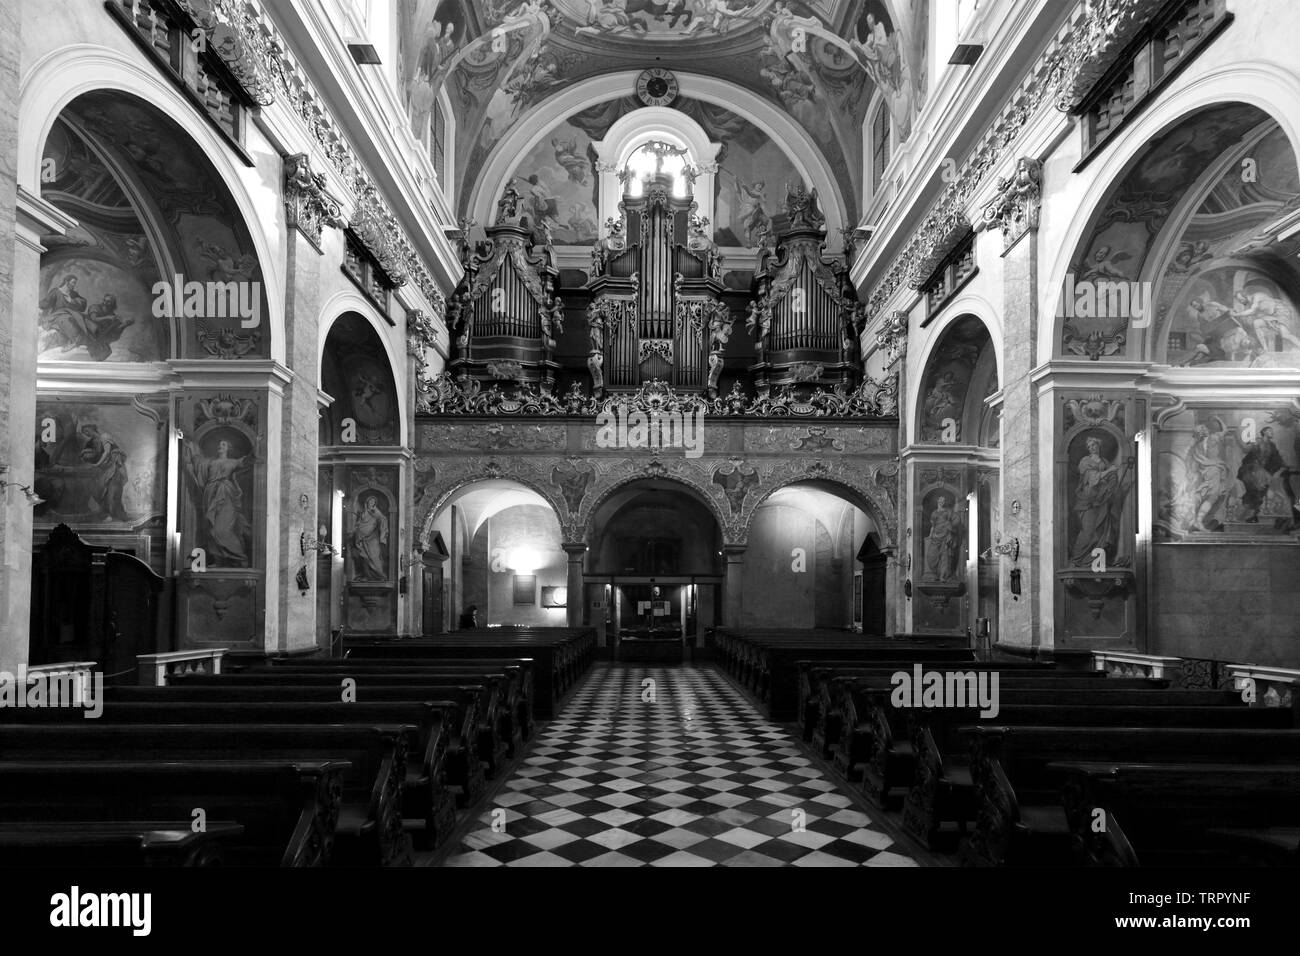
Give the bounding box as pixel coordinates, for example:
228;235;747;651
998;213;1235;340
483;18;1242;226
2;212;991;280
1154;125;1300;367
916;316;989;443
507;120;599;244
1060;106;1266;358
714;122;803;247
32;400;167;527
552;0;776;38
1157;404;1300;539
43;93;267;361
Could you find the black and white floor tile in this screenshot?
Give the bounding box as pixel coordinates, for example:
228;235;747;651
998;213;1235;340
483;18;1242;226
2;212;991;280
439;665;917;867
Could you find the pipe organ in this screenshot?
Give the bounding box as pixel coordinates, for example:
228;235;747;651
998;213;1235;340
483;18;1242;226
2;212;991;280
746;185;862;394
586;172;731;396
448;184;561;390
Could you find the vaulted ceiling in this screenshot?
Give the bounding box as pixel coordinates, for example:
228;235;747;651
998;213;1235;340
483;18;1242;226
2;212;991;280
398;0;930;228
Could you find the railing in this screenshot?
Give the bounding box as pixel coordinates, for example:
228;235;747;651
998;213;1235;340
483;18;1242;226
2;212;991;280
138;649;228;687
1223;664;1300;709
1092;650;1184;680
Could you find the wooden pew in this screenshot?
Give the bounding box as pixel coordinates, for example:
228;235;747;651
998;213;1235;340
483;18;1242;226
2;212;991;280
963;726;1300;866
0;700;466;832
902;701;1292;850
0;723;416;864
843;673;1172;803
97;689;485;811
1053;761;1300;866
263;657;536;742
0;821;245;867
346;627;595;718
0;759;349;866
151;674;514;775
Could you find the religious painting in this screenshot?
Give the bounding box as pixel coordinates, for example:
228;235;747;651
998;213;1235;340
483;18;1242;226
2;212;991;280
713;122;802;247
1157;404;1300;540
398;0;468;143
916;316;988;443
32;400;166;526
348;491;392;583
551;0;776;39
1163;268;1300;369
507;120;599;245
919;487;964;585
1064;428;1134;569
47;93;268;361
1059;105;1269;359
183;427;255;569
344;356;398;444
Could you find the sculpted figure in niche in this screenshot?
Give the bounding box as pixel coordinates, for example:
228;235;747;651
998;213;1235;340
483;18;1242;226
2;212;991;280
922;494;962;583
351;494;390;581
184;438;253;567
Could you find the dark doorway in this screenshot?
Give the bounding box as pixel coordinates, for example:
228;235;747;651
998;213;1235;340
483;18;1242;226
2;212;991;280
858;535;888;636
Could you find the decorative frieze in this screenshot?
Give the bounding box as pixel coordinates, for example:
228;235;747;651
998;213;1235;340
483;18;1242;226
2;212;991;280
981;158;1042;251
905;213;972;291
1052;0;1176;114
283;153;345;249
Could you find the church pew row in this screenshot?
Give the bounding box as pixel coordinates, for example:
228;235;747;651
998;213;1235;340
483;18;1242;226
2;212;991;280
800;659;1072;742
0;700;463;849
344;627;595;718
709;628;976;720
963;726;1300;866
105;691;482;812
1054;762;1300;866
900;702;1293;851
831;678;1210;782
156;672;515;776
262;657;536;743
804;662;1077;753
0;821;246;867
0;760;349;867
0;723;414;865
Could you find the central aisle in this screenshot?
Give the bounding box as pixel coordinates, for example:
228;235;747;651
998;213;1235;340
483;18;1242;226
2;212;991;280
440;665;918;867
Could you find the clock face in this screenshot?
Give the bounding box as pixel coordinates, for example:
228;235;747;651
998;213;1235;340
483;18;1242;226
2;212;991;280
636;68;679;107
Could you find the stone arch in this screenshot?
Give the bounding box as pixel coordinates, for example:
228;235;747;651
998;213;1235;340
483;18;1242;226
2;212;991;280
319;299;408;445
418;472;568;552
743;471;896;551
20;47;286;363
467;71;847;241
912;313;999;447
1039;62;1300;368
581;469;728;548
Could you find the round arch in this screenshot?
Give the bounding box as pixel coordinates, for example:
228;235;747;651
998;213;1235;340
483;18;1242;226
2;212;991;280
911;311;999;448
467;71;848;242
20;46;287;363
318;290;409;442
743;474;896;551
1038;63;1300;367
581;473;727;548
418;473;568;552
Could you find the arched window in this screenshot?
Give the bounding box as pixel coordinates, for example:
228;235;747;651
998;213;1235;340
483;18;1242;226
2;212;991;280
871;101;892;195
622;139;694;199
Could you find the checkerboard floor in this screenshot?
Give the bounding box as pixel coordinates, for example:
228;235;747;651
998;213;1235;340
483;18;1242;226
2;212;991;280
438;665;918;867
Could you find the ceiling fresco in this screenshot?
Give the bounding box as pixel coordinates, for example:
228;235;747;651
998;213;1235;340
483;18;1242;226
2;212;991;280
397;0;930;229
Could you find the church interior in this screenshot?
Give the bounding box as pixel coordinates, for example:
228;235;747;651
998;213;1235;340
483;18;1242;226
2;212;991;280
1;0;1299;886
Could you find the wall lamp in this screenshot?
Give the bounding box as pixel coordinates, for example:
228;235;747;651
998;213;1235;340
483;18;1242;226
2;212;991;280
301;531;338;557
981;537;1020;563
0;465;44;506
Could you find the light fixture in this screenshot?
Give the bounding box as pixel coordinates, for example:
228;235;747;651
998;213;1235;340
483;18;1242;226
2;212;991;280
949;43;984;65
509;547;543;573
347;43;382;65
1;482;44;506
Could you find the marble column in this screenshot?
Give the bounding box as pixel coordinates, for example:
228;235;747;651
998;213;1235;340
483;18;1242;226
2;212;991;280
274;195;326;653
985;158;1043;652
4;189;72;672
722;545;746;627
563;543;586;627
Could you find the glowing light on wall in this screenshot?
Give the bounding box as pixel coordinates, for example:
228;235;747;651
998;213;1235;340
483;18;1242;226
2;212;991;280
509;547;544;573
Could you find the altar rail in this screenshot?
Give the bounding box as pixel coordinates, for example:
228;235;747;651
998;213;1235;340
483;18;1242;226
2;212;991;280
138;649;228;687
